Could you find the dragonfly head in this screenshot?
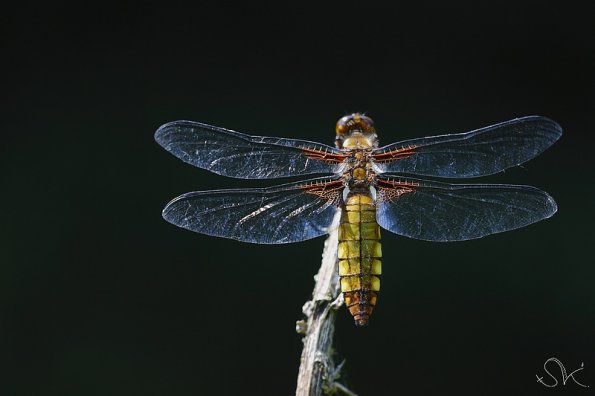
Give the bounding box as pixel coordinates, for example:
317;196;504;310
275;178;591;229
335;113;379;149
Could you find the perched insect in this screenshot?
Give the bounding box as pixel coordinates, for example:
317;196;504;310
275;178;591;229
155;114;561;326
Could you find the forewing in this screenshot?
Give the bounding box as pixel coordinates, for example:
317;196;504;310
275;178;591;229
162;177;343;244
376;175;557;241
373;116;562;177
155;120;345;179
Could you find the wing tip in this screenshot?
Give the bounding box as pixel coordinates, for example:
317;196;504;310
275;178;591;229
544;193;558;218
518;115;563;139
161;201;177;224
154;120;197;146
161;193;193;222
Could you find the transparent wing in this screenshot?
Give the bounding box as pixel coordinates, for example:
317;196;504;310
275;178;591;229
155;120;346;179
373;116;562;177
375;175;557;241
162;176;343;244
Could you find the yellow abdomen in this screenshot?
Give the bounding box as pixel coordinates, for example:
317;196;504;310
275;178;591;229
338;193;382;326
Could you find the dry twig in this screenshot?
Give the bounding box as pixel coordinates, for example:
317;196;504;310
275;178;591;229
295;217;358;396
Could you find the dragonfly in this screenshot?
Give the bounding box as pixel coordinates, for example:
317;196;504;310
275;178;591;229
155;114;561;326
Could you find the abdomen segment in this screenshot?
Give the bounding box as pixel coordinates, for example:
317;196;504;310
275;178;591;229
338;193;382;326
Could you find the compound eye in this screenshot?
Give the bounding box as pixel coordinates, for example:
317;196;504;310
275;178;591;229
360;115;375;130
335;115;352;135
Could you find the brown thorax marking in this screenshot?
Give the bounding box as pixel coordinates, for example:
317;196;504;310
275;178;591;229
343;149;376;187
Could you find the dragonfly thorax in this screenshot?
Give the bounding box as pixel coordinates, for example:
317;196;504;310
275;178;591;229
343;149;377;188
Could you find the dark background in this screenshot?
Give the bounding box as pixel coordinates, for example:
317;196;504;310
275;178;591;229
2;3;594;395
